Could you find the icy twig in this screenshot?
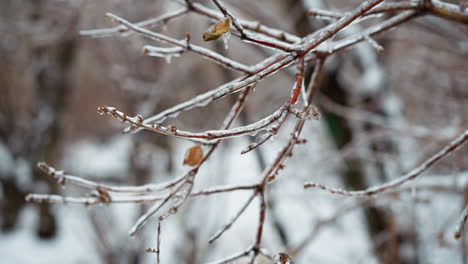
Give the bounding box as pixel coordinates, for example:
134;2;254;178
124;55;293;134
207;0;386;53
122;0;392;137
454;205;468;239
206;246;253;264
105;13;252;74
129;87;254;235
246;59;326;264
26;183;258;206
288;58;305;105
186;1;300;43
129;180;187;236
98;104;288;142
290;198;395;257
431;0;468;25
364;34;384;54
80;8;189;37
25;193;167;205
307;8;342;20
304;130;468;196
157;221;161;264
308;1;419;20
241;59;313;154
36;162;185;193
208;0;299;52
191;183;257;197
296;0;385;53
209;191;257;243
143;45;184;57
325;11;418;54
241;113;289;155
250;192;266;263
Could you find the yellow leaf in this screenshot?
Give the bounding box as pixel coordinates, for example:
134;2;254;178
203;17;231;41
183;145;204;166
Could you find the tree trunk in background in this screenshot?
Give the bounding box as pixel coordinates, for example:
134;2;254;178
0;0;80;238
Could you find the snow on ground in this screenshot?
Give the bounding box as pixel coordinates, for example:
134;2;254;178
61;136;132;179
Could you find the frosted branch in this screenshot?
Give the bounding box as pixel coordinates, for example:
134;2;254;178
454;205;468;239
305;130;468;196
106;13;252;74
80;8;189;37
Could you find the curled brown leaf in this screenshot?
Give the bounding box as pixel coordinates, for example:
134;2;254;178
203;17;231;41
183;145;204;166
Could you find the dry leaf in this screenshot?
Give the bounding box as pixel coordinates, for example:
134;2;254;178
183;145;204;166
203;17;231;41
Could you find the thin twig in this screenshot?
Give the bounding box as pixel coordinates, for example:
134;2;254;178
36;162;185;193
305;130;468;196
98;104;289;142
106;13;252;74
80;8;189;37
208;191;257;243
455;205;468;239
157;221;161;264
206;246;253;264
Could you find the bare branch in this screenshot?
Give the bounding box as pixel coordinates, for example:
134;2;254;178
431;0;468;25
206;246;253;264
36;162;185;193
129;180;187;236
208;191;257;243
25;193;166;205
98;104;288;142
305;130;468;196
187;1;300;43
80;8;189;37
105;13;252;74
455;205;468;239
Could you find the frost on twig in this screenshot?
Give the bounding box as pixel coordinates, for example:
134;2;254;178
454;205;468;239
304;130;468;197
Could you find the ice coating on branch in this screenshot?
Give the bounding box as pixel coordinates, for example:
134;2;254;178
222;30;231;49
165;54;173;64
143;45;183;64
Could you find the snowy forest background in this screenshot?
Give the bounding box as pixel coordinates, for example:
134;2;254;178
1;0;467;263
